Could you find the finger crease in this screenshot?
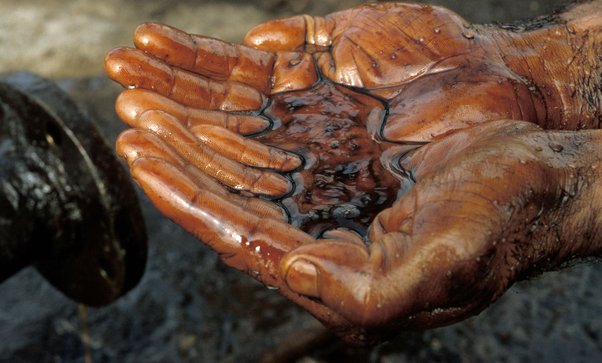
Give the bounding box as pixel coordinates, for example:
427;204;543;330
167;68;177;97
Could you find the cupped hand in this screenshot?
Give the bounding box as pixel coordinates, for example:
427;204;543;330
111;111;602;344
103;3;600;344
242;2;540;141
106;3;538;143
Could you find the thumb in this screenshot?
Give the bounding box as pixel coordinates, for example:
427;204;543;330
280;236;410;327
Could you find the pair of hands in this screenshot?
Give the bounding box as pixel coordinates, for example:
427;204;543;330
105;3;601;343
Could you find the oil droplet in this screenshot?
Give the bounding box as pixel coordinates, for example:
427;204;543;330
567;56;576;65
548;143;564;152
461;27;476;39
126;84;136;90
431;308;445;316
560;193;570;205
567;26;576;35
333;204;361;219
99;269;109;279
266;285;279;291
418;37;425;43
433;28;441;34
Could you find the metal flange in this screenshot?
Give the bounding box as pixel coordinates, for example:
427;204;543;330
0;72;147;306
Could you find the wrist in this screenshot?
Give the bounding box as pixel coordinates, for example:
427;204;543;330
485;2;602;131
510;129;602;280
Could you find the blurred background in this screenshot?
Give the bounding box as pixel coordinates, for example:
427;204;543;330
1;1;600;362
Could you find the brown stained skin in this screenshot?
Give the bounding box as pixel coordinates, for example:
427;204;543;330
105;1;602;344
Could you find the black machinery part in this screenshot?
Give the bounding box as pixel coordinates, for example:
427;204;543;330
0;72;147;306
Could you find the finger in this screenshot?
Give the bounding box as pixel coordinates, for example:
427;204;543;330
397;120;541;180
105;47;264;111
283;221;446;328
271;51;318;93
135;110;292;197
321;228;365;246
190;124;302;172
131;153;354;333
130;157;314;285
116;89;270;135
134;23;316;94
281;238;401;327
382;78;534;143
134;23;276;94
117;94;300;171
117;129;286;220
315;49;363;88
244;15;334;52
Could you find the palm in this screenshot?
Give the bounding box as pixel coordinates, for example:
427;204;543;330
104;3;567;344
243;3;537;142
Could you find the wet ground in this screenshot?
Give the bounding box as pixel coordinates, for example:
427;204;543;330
1;1;601;362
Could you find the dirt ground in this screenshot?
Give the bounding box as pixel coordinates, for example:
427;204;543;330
1;1;601;363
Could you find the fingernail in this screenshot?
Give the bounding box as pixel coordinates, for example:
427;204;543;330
281;154;303;172
258;173;291;198
240;117;270;136
285;259;319;298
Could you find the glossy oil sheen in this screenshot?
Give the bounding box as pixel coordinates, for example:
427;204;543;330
257;81;401;237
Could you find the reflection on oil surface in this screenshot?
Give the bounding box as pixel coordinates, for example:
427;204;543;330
260;81;401;236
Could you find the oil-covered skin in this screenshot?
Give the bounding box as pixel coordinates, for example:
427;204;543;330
105;1;602;344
